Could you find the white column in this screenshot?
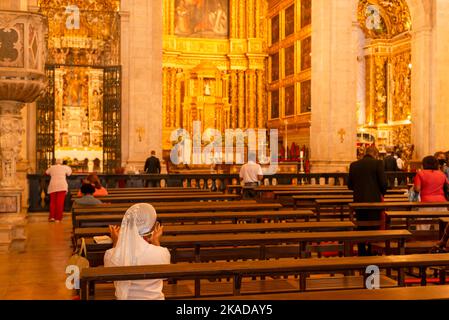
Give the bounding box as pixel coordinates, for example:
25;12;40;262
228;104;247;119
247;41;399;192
430;0;449;153
410;27;432;159
121;0;163;170
310;0;358;172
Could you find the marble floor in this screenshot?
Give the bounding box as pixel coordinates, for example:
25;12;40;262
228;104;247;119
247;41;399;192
0;218;74;300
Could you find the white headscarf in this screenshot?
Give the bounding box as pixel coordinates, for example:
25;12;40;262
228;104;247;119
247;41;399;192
109;203;157;299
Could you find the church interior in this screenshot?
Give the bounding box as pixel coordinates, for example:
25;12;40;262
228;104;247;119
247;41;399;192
1;0;449;302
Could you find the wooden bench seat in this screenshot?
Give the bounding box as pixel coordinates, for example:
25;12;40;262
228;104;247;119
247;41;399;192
77;194;241;203
74;221;355;240
74;210;313;228
81;230;411;265
80;253;449;299
91;275;397;300
200;285;449;300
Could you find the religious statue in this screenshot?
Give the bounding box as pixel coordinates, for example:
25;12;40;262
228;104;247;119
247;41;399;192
204;80;211;96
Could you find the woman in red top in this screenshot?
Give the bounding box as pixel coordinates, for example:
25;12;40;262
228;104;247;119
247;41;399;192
414;156;448;230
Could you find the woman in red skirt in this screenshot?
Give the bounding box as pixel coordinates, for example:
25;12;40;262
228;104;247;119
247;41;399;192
46;160;72;222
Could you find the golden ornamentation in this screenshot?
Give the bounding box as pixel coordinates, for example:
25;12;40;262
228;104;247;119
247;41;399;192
357;0;411;39
391;50;411;122
359;0;412;151
373;55;387;124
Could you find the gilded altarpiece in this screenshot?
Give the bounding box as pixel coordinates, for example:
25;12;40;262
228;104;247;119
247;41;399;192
163;0;268;152
358;0;413;158
37;0;121;173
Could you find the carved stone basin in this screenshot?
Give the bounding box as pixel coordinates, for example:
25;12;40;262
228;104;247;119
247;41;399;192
0;10;47;102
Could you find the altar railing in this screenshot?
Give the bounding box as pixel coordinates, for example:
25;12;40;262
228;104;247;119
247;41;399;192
27;172;416;212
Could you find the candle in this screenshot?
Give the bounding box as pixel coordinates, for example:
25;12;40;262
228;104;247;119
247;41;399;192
300;151;304;159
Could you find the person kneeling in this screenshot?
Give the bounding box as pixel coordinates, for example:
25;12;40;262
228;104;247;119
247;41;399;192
104;203;170;300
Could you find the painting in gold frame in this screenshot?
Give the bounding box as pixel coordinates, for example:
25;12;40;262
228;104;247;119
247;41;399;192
271;14;280;44
301;37;311;71
271;90;280;119
300;80;311;113
174;0;229;38
285;4;295;37
285;45;295;77
301;0;312;28
285;85;295;116
271;53;280;82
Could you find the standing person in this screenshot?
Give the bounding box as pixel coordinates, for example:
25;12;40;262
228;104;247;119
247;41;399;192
413;156;448;231
384;150;399;172
46;159;72;222
239;152;263;199
348;146;388;256
396;152;405;171
104;203;170;300
435;151;449;179
144;151;161;187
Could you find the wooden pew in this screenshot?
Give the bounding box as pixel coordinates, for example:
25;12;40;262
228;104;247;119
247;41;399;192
386;211;449;230
201;285;449;300
82;230;411;265
313;198;409;221
292;194;407;210
80;252;449;299
349;202;449;221
71;187;207;196
76;194;241;204
74;210;313;228
74;221;355;242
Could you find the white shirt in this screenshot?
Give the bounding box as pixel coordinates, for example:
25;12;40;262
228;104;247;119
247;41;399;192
104;245;171;300
239;161;263;183
396;158;404;170
45;165;72;194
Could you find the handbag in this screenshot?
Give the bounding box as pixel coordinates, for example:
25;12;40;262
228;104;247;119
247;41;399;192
67;237;90;271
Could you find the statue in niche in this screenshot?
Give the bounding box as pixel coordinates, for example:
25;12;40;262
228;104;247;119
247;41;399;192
204;80;211;96
64;72;88;106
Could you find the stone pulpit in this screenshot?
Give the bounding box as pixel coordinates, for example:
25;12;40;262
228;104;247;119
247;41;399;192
0;11;47;251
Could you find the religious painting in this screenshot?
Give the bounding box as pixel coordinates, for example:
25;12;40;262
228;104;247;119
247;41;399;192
301;0;312;28
174;0;229;38
285;5;295;37
300;80;311;113
271;90;280;119
271;53;279;82
285;45;295;77
271;14;280;44
301;36;311;70
284;85;295;116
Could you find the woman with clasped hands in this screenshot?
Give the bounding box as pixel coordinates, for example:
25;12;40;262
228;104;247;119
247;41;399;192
104;203;170;300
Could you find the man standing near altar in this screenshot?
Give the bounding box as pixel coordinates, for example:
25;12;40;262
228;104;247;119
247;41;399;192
239;152;263;199
348;146;388;256
144;150;161;187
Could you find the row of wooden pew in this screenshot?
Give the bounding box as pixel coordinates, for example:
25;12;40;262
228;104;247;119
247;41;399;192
70;185;449;300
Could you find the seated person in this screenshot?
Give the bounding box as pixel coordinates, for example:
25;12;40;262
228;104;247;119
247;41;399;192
104;203;170;300
77;173;109;197
74;184;103;206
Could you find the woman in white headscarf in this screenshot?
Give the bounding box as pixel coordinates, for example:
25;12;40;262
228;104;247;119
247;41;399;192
104;203;171;300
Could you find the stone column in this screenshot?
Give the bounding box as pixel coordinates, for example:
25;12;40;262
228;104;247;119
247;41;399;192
121;0;163;170
309;0;358;173
430;0;449;153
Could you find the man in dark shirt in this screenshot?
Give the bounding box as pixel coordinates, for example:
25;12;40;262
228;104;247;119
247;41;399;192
348;146;388;256
384;151;399;171
144;151;161;187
